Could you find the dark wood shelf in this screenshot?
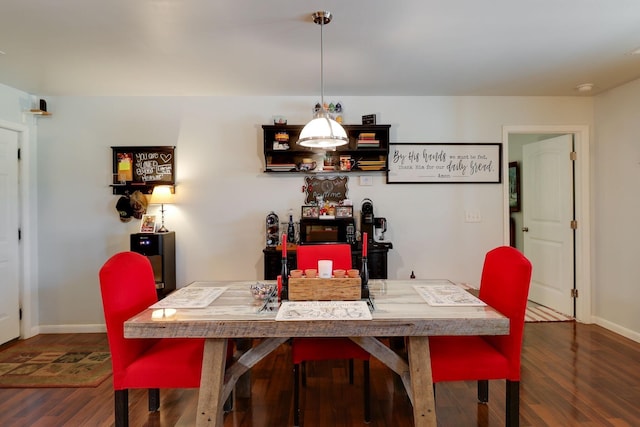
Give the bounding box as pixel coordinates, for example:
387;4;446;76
263;124;391;174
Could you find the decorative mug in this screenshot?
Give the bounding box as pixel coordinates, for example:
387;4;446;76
339;156;355;171
297;161;317;171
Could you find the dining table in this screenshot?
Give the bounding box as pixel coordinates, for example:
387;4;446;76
124;279;508;427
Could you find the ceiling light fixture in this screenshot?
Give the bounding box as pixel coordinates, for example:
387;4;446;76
576;83;594;93
297;11;348;149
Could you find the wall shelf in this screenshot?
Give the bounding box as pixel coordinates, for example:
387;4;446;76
262;124;391;174
26;109;52;116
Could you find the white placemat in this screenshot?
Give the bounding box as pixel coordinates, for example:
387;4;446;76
413;284;486;306
276;300;372;321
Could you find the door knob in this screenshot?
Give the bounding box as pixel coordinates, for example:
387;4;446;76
522;227;529;232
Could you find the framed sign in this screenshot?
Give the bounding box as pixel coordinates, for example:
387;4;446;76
387;143;502;183
303;176;349;204
112;146;175;194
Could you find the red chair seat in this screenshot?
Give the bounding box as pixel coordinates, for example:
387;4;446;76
292;337;369;363
429;335;509;382
119;338;204;389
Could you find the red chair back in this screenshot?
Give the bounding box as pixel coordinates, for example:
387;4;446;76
297;244;352;271
99;251;160;387
478;246;532;380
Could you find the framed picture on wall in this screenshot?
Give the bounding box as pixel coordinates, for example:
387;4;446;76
509;161;521;212
140;214;157;233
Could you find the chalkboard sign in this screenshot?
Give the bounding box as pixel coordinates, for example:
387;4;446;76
387;143;501;183
303;176;349;204
111;146;175;194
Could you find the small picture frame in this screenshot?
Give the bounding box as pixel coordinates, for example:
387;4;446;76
301;205;319;219
140;214;157;233
335;205;353;218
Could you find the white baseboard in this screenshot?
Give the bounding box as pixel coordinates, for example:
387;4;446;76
37;324;107;334
593;316;640;344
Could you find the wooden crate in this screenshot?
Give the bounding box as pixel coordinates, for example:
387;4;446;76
288;277;361;301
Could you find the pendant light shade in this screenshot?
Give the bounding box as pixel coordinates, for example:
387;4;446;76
298;113;348;148
297;11;348;149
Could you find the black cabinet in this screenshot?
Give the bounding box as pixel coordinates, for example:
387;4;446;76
130;232;176;299
263;245;390;280
262;124;391;173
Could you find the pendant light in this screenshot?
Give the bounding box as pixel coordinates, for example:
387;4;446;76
298;11;348;148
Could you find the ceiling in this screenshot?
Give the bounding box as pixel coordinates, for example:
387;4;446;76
2;0;640;97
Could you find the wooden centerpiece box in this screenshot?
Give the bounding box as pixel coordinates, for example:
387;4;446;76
288;277;361;301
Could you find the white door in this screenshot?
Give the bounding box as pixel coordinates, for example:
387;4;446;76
522;134;574;316
0;127;20;344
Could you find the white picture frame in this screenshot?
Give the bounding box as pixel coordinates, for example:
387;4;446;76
387;143;502;183
140;214;156;233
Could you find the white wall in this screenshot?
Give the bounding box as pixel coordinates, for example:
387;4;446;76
30;95;596;331
593;80;640;339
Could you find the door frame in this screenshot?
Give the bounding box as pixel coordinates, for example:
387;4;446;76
502;125;591;323
0;119;37;339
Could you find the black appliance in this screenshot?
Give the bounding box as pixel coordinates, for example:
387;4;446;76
360;198;375;244
130;231;176;299
299;217;356;246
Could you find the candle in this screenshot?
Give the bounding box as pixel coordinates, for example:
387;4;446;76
282;233;287;258
362;232;368;258
318;260;333;278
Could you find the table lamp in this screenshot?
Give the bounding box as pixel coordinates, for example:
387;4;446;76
149;185;174;233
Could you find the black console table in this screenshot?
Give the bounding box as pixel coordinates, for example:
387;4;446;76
262;243;392;280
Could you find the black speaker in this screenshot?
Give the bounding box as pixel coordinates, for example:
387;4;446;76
130;231;176;299
39;99;47;112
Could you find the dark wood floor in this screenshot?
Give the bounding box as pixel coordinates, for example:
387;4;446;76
0;322;639;426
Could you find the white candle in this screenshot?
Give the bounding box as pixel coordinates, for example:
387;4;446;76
318;260;333;278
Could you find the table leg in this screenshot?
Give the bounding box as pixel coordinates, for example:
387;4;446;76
234;338;252;398
407;336;437;427
196;338;227;427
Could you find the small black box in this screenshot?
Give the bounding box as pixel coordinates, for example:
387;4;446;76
362;114;376;125
39;99;47;112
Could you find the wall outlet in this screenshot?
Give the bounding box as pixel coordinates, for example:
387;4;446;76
359;176;373;186
465;210;482;223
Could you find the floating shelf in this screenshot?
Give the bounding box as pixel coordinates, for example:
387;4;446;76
26;109;52;116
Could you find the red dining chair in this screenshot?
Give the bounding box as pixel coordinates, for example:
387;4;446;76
292;244;370;427
428;246;532;427
99;251;232;427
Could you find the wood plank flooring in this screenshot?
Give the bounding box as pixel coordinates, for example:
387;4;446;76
0;322;638;426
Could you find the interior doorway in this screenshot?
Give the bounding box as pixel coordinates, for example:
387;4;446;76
0;119;36;341
503;125;592;323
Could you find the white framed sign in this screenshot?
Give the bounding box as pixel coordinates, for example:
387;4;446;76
387;143;502;183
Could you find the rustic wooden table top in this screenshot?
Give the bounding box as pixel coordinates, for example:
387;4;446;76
124;279;508;339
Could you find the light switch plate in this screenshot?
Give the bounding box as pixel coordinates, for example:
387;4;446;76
359;176;373;186
465;210;482;223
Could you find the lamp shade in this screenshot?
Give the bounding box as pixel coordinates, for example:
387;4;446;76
149;185;174;205
298;114;348;148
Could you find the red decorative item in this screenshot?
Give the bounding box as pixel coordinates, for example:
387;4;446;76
282;233;287;257
362;232;368;258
